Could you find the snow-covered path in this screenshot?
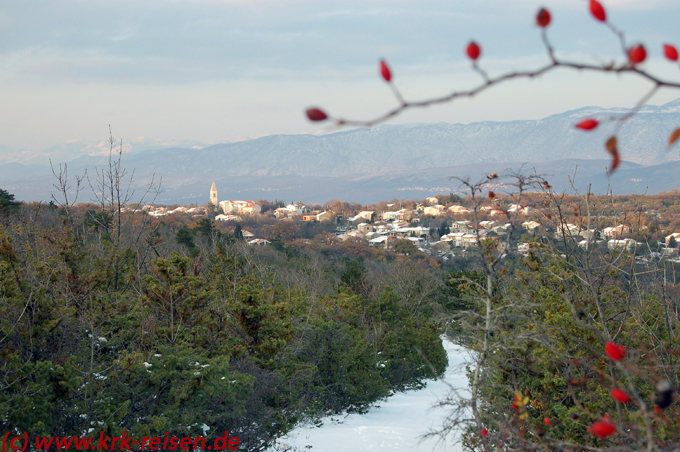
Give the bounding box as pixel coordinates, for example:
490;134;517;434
268;340;469;451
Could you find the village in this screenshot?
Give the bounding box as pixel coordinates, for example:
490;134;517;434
121;182;680;264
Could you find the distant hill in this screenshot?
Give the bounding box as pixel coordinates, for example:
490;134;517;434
3;99;680;204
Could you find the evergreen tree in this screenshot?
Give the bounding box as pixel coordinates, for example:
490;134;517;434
0;189;20;215
175;225;196;248
234;224;243;240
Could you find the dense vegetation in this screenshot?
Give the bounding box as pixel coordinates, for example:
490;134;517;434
5;175;680;452
443;252;679;449
0;196;448;450
431;177;680;452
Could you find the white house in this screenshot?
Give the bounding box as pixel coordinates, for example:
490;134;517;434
608;238;637;251
356;211;375;221
315;211;334;222
286;203;310;214
508;204;530;214
215;214;242;222
555;223;580;237
407;236;426;246
490;223;512;235
665;232;680;245
663;248;679;256
382;209;415;221
452;233;479;248
368;236;389;246
479;220;498;229
522;221;543;233
220;200;262;216
448;205;470;214
274;207;289;219
451;221;471;231
248;239;270;246
357;223;374;234
423;205;445;216
602;225;631;239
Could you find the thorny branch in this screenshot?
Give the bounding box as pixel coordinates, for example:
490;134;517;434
306;4;680;170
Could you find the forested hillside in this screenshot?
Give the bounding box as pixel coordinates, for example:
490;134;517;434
0;194;448;450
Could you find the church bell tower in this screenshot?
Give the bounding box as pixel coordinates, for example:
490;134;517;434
210;181;218;206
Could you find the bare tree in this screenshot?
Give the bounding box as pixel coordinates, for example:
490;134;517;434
86;126;162;290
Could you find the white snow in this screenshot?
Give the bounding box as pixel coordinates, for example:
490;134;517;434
268;339;469;451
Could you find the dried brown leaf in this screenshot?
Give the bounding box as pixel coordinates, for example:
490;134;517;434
669;128;680;148
606;136;617;153
605;136;620;172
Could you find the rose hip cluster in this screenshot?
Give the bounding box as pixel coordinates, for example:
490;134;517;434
479;340;674;442
307;0;678;123
305;0;680;174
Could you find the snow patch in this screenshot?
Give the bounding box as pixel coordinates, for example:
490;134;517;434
268;339;468;451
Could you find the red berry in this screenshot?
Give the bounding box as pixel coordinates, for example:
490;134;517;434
589;0;606;22
380;59;392;82
467;41;481;61
488;191;496;200
628;45;647;65
543;417;552;425
576;118;599;130
590;421;616;438
536;8;551;28
605;341;625;361
481;428;488;436
571;413;579;420
664;44;679;61
306;108;328;122
611;388;630;403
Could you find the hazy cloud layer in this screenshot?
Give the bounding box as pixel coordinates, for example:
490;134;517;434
1;0;679;150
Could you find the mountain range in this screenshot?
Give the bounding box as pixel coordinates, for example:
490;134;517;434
3;99;680;204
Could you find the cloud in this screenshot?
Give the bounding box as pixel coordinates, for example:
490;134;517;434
1;0;679;151
3;0;675;86
110;27;138;42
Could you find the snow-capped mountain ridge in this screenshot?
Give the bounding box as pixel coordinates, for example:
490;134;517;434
3;99;680;203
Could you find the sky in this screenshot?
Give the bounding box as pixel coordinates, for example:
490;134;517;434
1;0;680;153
